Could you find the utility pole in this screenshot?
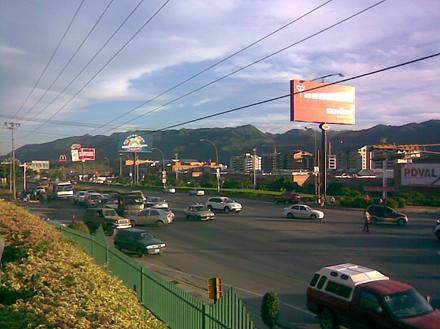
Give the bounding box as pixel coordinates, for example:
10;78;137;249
4;122;20;200
253;148;257;189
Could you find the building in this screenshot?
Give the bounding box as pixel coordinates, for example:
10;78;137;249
261;152;281;174
230;153;262;174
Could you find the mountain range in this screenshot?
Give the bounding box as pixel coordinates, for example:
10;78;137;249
5;120;440;163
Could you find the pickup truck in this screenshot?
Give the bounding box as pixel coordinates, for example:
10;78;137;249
307;263;440;329
274;192;301;204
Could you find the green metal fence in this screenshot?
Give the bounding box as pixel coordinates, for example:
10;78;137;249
59;226;255;329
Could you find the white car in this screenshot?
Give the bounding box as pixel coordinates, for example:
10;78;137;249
129;208;175;226
283;204;324;219
145;196;169;209
206;197;242;213
189;189;205;196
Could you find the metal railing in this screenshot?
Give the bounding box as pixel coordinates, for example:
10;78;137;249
58;225;255;329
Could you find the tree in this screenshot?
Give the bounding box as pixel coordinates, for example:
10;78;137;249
261;292;280;328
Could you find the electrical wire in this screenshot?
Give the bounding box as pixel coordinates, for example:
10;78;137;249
25;0;171;137
20;0;116;118
153;52;440;132
13;0;86;119
93;0;334;132
102;0;387;134
25;0;146;121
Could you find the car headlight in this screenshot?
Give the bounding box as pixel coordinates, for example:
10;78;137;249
160;243;166;247
146;245;158;249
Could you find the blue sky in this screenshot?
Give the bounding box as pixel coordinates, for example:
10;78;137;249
0;0;439;155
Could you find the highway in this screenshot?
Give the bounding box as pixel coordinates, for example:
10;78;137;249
24;190;440;329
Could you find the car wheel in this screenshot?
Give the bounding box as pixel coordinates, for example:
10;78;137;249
155;220;164;227
224;207;230;213
287;212;294;219
136;248;144;257
130;220;136;227
397;218;406;226
310;214;317;219
319;308;339;329
371;217;378;225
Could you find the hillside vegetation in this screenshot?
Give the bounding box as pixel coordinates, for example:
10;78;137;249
0;202;166;329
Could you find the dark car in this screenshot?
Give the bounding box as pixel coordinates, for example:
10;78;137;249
274;192;301;205
113;228;166;256
366;204;408;226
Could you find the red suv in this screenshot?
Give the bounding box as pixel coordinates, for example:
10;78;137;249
306;263;440;329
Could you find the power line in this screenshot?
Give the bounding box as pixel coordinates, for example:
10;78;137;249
13;0;86;119
21;0;116;118
153;52;440;132
103;0;387;134
15;51;440;141
93;0;334;132
26;0;171;137
25;0;146;121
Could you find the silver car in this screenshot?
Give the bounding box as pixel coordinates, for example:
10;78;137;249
283;204;324;219
130;208;175;227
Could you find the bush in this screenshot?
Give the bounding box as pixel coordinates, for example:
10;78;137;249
68;222;90;234
261;292;280;328
0;201;166;329
385;198;399;209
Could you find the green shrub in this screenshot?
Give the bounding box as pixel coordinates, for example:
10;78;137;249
261;292;280;328
68;222;90;234
385;198;399;209
0;201;166;329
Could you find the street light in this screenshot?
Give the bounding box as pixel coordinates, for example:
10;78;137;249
311;73;344;82
253;148;257;190
119;154;131;182
152;147;166;189
200;138;220;192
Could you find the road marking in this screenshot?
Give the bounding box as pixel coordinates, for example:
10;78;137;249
146;262;315;317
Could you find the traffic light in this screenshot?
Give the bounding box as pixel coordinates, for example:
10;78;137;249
328;155;337;170
208;277;223;302
162;170;167;184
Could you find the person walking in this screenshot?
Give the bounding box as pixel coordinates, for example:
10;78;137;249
362;209;371;233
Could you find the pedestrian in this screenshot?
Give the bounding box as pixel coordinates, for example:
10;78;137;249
362;209;371;233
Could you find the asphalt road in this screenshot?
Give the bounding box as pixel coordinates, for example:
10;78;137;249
23;191;440;329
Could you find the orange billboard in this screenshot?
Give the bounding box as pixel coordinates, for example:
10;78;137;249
290;80;355;124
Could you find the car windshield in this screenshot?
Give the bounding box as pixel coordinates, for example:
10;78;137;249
149;197;160;202
225;198;235;203
193;205;204;211
140;232;154;240
383;289;433;319
58;184;73;191
102;209;117;217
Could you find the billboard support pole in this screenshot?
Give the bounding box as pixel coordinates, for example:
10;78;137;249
319;123;329;202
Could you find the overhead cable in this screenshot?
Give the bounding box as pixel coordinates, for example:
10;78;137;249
104;0;387;134
13;0;86;119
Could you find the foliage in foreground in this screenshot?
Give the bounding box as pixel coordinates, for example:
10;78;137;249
0;201;166;329
261;292;280;328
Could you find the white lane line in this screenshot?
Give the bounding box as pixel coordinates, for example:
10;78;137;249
146;262;315;317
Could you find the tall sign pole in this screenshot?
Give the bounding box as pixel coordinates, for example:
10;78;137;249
319;123;330;200
4;122;20;199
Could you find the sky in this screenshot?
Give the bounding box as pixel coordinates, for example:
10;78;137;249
0;0;439;155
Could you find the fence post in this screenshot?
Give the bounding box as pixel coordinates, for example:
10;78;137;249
140;266;144;304
202;304;208;329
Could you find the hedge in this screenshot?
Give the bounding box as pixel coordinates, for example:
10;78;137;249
0;201;166;329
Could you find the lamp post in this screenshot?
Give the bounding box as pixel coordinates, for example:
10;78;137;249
119;154;131;182
253;148;257;189
200;138;220;192
152;147;166;189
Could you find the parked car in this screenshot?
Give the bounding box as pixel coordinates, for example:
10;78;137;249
366;204;408;226
84;192;102;207
274;192;301;205
83;207;131;234
434;218;440;240
189;189;205;196
129;208;175;227
100;194;118;209
206;197;242;213
184;204;215;221
145;196;169;209
114;228;166;256
307;263;440;329
283;204;324;219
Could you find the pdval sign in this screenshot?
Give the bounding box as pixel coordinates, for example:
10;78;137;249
401;163;440;187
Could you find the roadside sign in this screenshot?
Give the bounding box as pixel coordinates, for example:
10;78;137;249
59;154;67;165
208;277;223;302
328;155;337;170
